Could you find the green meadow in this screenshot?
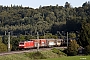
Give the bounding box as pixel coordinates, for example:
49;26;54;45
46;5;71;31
46;56;90;60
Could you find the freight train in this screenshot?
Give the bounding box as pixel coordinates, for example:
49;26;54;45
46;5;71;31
19;39;65;49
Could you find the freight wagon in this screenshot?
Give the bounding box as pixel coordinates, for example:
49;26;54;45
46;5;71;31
31;39;47;47
46;39;56;47
56;39;63;46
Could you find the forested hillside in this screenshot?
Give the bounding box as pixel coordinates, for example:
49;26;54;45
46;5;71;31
0;2;90;36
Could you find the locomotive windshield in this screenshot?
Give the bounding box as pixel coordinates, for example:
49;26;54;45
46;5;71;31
19;42;24;45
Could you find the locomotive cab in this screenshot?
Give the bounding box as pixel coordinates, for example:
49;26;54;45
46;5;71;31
19;42;24;48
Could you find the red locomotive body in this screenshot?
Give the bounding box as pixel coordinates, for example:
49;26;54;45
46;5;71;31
19;41;34;49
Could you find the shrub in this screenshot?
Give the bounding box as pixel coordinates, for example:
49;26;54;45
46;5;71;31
52;48;67;56
41;50;59;58
25;51;46;59
85;45;90;55
67;40;79;56
0;42;7;52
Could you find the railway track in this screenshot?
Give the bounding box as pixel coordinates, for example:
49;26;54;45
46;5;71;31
0;47;67;56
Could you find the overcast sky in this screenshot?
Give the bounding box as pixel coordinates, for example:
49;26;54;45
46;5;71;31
0;0;89;8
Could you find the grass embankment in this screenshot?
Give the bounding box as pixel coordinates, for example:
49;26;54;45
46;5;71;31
0;53;30;60
24;48;66;59
0;48;90;60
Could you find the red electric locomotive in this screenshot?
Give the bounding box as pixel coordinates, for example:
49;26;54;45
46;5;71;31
19;41;34;49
